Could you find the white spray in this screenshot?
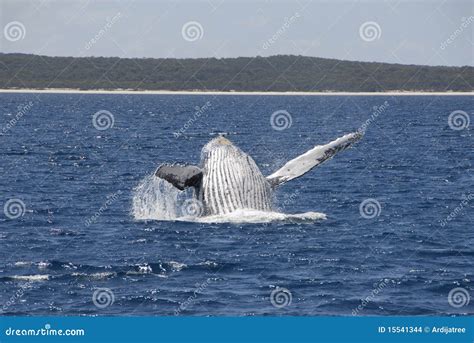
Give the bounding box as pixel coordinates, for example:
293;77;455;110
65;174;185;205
132;174;187;220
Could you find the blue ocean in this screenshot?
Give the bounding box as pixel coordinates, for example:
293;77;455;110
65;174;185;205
0;93;472;316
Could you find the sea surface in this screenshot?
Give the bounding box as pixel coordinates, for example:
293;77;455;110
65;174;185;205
0;93;472;316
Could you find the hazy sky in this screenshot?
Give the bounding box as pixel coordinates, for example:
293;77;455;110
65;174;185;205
1;0;473;66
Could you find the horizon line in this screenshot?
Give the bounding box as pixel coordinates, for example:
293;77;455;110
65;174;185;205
1;89;473;96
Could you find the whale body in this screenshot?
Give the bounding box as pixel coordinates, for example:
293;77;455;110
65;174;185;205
200;137;273;215
155;133;362;216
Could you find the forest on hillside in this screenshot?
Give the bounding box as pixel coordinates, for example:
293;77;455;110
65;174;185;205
0;53;472;92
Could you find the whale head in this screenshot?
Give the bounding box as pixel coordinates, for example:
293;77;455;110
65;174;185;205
201;136;238;163
202;135;232;150
199;136;273;215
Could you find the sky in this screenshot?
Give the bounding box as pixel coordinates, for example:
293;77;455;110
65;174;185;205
0;0;473;67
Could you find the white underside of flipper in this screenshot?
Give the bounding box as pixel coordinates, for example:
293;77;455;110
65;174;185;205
266;132;363;186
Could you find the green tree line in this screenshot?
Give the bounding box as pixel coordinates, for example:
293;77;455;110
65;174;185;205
0;53;472;92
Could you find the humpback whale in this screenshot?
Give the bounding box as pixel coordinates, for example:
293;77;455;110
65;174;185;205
155;132;362;216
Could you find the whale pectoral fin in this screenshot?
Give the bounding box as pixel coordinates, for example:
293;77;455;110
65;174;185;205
266;131;363;187
155;164;203;191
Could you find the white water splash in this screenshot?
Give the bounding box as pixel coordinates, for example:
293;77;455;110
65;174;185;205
132;174;326;224
196;209;326;224
9;275;50;281
133;174;184;220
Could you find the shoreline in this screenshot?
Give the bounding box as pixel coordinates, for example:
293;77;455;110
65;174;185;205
0;88;473;96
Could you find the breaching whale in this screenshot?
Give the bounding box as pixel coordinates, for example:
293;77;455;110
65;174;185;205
155;133;362;216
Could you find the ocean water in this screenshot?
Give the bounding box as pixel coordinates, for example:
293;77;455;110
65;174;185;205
0;93;472;316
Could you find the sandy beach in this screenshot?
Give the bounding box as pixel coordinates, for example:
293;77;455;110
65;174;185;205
0;88;472;96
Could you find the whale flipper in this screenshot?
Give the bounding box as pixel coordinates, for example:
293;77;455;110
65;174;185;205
155;164;203;190
266;132;362;187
